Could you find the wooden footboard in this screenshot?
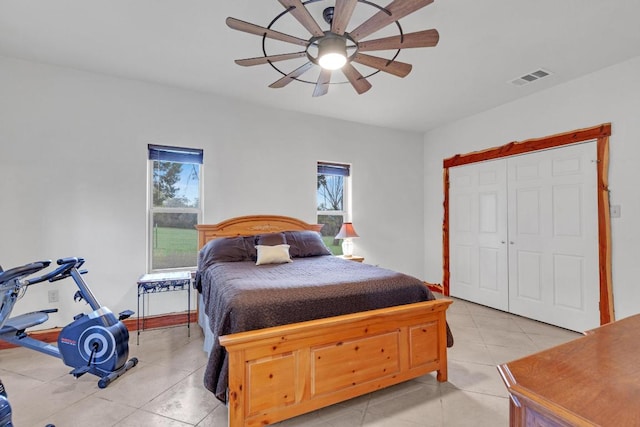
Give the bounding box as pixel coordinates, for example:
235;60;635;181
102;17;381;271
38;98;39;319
220;298;452;427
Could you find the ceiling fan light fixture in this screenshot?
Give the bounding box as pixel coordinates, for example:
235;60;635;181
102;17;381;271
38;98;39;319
317;35;347;70
319;52;347;70
227;0;440;96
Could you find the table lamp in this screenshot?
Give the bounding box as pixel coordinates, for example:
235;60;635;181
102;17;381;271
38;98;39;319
335;222;359;257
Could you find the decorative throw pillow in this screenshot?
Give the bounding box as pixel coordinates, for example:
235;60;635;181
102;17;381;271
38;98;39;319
199;236;249;268
284;230;332;257
256;232;287;246
255;244;292;265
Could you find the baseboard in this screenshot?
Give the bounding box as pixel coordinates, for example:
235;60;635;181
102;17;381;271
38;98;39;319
0;311;197;351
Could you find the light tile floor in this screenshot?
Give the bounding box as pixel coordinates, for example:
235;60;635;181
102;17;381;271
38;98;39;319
0;297;581;426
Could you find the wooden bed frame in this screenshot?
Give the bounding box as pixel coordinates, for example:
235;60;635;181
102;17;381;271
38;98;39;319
196;215;452;427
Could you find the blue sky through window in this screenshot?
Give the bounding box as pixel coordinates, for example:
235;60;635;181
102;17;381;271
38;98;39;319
175;163;200;207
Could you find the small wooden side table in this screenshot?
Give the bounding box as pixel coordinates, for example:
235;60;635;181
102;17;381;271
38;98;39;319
136;271;191;344
336;255;364;262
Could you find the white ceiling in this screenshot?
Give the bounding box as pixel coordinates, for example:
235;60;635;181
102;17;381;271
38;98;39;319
1;0;640;133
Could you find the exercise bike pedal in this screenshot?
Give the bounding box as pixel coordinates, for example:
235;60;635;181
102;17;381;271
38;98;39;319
70;365;90;378
118;310;134;321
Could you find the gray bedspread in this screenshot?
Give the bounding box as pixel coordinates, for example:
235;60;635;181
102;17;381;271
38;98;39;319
198;255;453;402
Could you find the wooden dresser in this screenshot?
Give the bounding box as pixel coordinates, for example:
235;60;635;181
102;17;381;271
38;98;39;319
498;314;640;426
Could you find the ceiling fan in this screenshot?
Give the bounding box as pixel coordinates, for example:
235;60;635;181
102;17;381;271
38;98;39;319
226;0;439;96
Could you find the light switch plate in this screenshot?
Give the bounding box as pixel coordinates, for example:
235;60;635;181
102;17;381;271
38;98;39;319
611;205;621;218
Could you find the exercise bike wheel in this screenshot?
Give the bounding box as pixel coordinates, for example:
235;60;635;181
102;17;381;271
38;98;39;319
77;326;116;365
98;377;108;389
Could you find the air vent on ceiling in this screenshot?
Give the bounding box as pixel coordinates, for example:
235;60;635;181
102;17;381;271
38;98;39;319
510;69;553;86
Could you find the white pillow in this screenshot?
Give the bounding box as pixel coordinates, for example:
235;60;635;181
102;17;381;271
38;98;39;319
255;244;292;265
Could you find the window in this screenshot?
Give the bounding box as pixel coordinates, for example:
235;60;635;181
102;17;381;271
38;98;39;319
317;162;350;255
148;144;203;271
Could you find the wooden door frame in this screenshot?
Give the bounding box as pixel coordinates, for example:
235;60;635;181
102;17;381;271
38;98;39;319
439;123;613;325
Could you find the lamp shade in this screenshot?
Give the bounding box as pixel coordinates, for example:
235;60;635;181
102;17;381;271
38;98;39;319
335;223;359;239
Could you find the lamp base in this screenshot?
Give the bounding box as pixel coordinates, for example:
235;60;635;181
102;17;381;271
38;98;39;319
341;239;354;257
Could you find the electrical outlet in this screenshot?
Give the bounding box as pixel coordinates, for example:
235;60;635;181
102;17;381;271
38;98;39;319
48;289;59;303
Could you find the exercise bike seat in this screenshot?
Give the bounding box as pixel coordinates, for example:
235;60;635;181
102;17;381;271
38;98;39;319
0;311;53;335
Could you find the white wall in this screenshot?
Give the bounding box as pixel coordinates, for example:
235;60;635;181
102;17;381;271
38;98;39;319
423;55;640;321
0;56;425;327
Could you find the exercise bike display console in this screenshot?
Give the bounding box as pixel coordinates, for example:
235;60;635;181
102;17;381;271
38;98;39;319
0;257;138;389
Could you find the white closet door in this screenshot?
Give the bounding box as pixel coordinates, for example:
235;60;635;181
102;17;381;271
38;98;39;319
507;141;599;331
449;159;509;311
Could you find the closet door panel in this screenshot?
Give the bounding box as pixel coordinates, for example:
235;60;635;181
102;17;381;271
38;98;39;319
514;250;542;301
478;247;499;291
553;254;585;310
507;142;599;331
449;160;508;311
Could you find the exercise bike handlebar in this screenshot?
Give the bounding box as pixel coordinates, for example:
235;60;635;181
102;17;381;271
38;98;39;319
23;257;86;286
57;257;85;269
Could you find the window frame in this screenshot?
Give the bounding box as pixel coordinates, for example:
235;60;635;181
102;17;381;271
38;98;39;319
147;145;203;273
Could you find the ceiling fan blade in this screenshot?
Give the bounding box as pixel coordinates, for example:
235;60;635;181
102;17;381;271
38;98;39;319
358;29;439;52
278;0;325;37
269;62;315;88
226;17;309;47
313;69;332;97
235;51;307;67
352;53;412;78
341;63;372;94
332;0;358;35
350;0;434;42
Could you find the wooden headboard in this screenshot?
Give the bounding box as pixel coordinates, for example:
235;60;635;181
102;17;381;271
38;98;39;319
195;215;323;249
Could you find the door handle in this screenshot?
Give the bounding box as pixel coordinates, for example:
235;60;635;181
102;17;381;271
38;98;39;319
510;241;515;245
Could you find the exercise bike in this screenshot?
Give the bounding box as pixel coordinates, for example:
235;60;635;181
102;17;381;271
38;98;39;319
0;257;138;391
